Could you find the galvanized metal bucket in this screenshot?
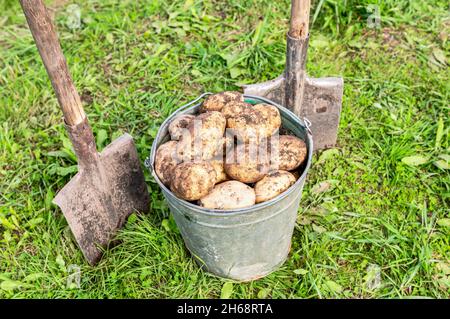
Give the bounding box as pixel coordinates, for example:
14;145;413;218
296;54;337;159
146;93;313;281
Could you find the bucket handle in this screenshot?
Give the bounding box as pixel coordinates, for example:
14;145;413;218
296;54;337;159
303;117;313;136
169;92;213;118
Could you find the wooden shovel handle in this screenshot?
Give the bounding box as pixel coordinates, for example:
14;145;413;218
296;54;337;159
20;0;85;126
289;0;310;39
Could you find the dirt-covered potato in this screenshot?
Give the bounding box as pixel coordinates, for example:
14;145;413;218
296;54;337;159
200;91;244;113
195;111;226;140
176;111;226;161
168;114;195;141
227;104;281;143
221;101;252;119
198;181;255;209
275;135;307;171
155;141;180;186
254;170;296;203
211;158;228;184
226;108;264;143
170;162;216;201
224;144;269;183
253;103;281;137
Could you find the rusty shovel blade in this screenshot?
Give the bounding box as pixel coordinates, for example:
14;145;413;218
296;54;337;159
54;127;149;265
243;75;343;150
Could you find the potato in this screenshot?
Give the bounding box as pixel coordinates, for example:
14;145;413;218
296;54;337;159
198;181;255;209
194;111;226;139
200;91;244;113
253;103;281;137
170;162;216;201
168;114;195;141
227;104;281;143
176;111;226;161
221;101;252;119
254;170;296;203
224;143;269;183
226;108;264;143
274;135;307;171
211;158;228;184
155;141;180;186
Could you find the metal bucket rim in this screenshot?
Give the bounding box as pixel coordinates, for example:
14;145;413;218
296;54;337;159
148;93;313;217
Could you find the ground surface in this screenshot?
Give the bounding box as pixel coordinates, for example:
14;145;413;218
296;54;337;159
0;0;449;298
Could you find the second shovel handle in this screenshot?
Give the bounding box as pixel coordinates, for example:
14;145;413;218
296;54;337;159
20;0;85;126
289;0;310;39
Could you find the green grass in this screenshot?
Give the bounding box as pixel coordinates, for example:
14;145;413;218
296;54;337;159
0;0;449;298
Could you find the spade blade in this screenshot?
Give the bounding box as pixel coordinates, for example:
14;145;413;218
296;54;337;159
54;133;149;265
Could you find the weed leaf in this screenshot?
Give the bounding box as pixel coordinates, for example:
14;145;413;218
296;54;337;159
401;155;429;166
310;35;330;48
252;20;264;46
312;224;326;234
0;274;11;281
1;280;24;291
437;218;450;227
46;150;71;158
324;280;343;294
161;219;171;232
220;282;233;299
56;254;66;270
229;67;244;79
434;160;450;170
23;273;45;282
364;264;381;291
0;216;16;230
435;117;444;149
311;180;339;194
317;149;340;164
432;48;447;66
106;33;114;45
257;288;270;298
25;217;44;228
434;154;450;170
56;165;78;176
294;269;309;275
183;0;194;10
96;129;108;149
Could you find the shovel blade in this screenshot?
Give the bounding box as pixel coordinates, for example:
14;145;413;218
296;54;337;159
302;76;343;150
54;133;149;265
243;75;343;150
243;75;285;104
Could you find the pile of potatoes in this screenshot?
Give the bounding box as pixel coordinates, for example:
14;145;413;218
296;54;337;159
155;91;307;210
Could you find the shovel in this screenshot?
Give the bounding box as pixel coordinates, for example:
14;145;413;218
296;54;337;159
243;0;343;151
20;0;150;265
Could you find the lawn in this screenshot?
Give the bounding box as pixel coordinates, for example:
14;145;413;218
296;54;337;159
0;0;449;298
